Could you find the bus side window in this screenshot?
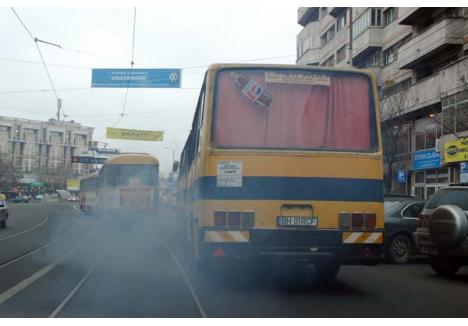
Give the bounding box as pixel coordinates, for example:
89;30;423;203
195;85;205;156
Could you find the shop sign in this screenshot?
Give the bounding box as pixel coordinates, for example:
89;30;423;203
444;138;468;163
413;149;441;170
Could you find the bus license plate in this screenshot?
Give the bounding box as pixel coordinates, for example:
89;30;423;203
277;216;318;227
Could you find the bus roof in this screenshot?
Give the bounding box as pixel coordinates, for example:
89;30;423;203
79;172;99;181
205;63;375;79
104;153;159;166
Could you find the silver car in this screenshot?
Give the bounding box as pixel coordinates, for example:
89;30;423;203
414;186;468;276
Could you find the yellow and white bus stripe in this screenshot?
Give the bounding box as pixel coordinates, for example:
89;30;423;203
204;231;250;243
342;231;383;244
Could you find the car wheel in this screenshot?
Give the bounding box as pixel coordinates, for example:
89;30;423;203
429;255;461;276
388;234;412;264
314;261;340;282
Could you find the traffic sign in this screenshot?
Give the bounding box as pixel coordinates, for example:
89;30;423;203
396;170;407;184
91;69;181;88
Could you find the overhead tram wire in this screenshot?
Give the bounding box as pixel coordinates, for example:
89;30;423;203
10;7;67;120
115;7;137;127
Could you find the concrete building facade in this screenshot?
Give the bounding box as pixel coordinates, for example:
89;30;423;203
0;116;93;185
297;7;468;199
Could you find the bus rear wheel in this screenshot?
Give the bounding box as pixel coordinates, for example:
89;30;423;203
314;261;340;282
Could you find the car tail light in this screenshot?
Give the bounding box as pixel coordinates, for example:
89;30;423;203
228;211;241;226
242;211;255;227
365;213;376;228
352;213;364;228
339;212;352;227
214;211;227;226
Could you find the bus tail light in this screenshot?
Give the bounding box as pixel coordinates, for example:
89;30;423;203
339;212;352;227
214;246;225;257
228;211;241;226
352;213;364;228
214;211;227;226
242;211;255;227
365;213;376;228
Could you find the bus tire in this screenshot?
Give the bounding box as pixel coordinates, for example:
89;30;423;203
314;261;340;282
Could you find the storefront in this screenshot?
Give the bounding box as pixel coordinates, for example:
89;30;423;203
411;148;449;200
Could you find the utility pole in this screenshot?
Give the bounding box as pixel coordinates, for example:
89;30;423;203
348;8;353;67
56;98;62;121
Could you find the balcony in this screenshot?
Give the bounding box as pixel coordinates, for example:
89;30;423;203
297;21;320;65
398;18;464;69
352;28;383;62
298;7;319;26
398;8;430;25
329;7;346;18
381;57;468;119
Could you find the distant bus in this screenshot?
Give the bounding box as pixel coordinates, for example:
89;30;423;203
79;172;98;215
177;64;384;280
82;154;160;217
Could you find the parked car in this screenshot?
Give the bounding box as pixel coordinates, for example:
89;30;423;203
414;186;468;276
0;200;8;228
11;195;28;203
384;198;426;264
68;196;79;203
35;194;44;202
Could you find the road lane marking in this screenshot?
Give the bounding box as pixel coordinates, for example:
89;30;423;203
0;225;95;305
49;255;105;318
0;218;77;270
0;214;49;242
167;247;207;318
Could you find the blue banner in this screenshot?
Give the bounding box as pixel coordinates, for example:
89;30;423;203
413;149;441;170
91;68;181;88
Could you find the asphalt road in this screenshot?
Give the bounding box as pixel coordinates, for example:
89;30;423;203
0;202;467;317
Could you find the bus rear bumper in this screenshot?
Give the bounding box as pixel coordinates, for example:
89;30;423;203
200;228;383;265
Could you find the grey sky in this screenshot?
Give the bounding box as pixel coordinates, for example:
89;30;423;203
0;6;300;174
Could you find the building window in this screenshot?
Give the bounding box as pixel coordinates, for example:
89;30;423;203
321;55;334;67
370;8;382;26
383;7;397;26
368;51;380;66
320;7;328;19
320;25;335;47
336;12;346;32
383;47;396;66
336;45;346;63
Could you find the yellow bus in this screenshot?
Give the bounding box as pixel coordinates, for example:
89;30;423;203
177;64;383;280
95;153;160;217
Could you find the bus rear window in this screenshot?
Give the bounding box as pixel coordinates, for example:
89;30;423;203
213;69;376;151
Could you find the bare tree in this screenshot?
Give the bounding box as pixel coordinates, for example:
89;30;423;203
0;156;22;191
380;87;409;193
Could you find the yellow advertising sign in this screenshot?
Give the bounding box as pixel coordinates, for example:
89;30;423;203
444;138;468;163
106;127;164;142
67;178;80;191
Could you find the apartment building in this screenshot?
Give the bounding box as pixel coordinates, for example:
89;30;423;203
297;7;468;199
0;115;94;185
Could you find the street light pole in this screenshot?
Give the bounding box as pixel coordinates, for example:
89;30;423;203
165;146;175;167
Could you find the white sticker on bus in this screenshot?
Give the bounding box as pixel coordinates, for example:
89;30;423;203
217;161;243;187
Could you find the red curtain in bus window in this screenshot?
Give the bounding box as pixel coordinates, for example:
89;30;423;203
213;72;268;147
299;76;371;150
213;70;372;150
